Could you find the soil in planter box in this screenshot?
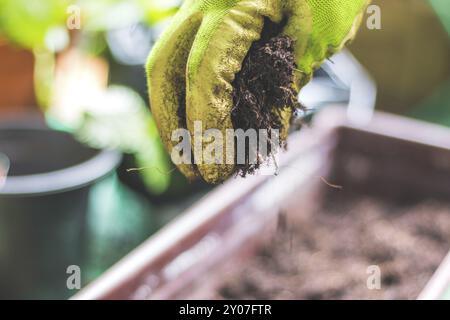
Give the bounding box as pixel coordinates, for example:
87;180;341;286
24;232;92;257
202;197;450;300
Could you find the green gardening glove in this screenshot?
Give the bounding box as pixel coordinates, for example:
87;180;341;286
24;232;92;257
147;0;370;184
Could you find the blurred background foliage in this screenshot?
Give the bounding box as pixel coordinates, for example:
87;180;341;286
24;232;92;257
0;0;70;50
0;0;182;195
0;0;201;293
0;0;178;50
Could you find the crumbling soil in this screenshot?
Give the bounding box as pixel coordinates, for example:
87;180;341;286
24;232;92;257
231;18;301;176
202;197;450;300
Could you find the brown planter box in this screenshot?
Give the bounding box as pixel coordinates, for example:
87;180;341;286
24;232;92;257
74;107;450;300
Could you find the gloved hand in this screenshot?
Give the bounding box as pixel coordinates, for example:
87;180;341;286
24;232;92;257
147;0;370;184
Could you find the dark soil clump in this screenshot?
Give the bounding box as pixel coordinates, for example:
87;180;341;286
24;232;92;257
231;19;302;176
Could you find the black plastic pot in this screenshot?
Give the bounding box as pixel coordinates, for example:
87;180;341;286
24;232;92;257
0;124;121;299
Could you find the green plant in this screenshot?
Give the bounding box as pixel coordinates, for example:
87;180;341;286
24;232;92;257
72;86;171;194
0;0;180;194
0;0;69;50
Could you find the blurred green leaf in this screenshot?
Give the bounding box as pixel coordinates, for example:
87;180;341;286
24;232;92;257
429;0;450;37
73;86;172;194
0;0;69;50
0;0;180;50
